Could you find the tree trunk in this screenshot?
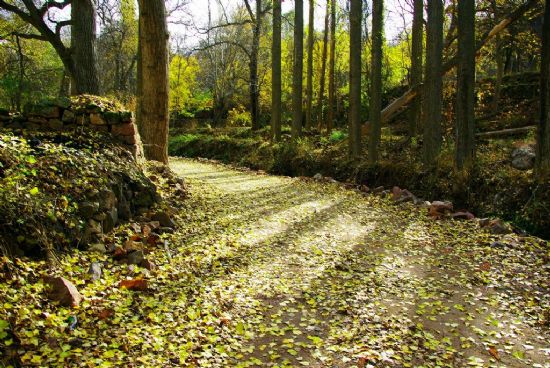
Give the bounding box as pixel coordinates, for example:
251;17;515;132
317;0;330;130
250;0;262;130
305;0;315;130
490;0;504;113
272;0;282;141
14;35;24;111
408;0;423;137
71;0;100;95
455;0;476;170
327;0;337;133
422;0;444;166
368;0;383;163
537;0;550;180
349;0;362;157
137;0;169;163
292;0;304;139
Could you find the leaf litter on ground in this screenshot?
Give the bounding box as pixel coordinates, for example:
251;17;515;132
0;158;549;367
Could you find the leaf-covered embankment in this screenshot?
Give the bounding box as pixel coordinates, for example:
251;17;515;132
0;128;157;257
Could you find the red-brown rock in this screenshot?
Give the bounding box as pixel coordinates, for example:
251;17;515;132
451;211;475;220
429;201;454;217
45;277;83;307
112;123;136;137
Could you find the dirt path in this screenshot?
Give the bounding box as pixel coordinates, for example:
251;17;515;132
2;158;548;368
167;158;549;367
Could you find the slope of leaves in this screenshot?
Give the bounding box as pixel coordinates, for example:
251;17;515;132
1;158;548;367
0;128;151;257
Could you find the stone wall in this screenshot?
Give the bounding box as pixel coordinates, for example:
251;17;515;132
0;95;142;160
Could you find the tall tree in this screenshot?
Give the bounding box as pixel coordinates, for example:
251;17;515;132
272;0;282;141
317;0;330;130
327;0;336;133
422;0;444;166
244;0;262;130
455;0;476;170
0;0;100;95
368;0;383;163
137;0;169;163
71;0;100;95
305;0;315;130
349;0;362;156
292;0;304;138
537;0;550;180
408;0;423;137
490;0;504;113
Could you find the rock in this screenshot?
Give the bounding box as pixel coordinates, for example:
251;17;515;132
48;119;64;131
45;277;83;307
103;111;121;125
451;211;475;220
79;201;99;219
392;187;415;204
88;243;107;254
98;190;117;211
88;262;102;280
127;250;145;265
147;221;161;230
62;110;75;123
359;185;370;193
93;213;107;221
87;219;102;235
478;218;491;227
140;259;156;271
120;134;138;145
53;97;71;109
152;211;176;228
105;208;118;233
89;113;106;125
34;105;60;119
313;173;323;181
488;219;512;235
372;186;385;194
155;227;175;235
28;116;48;125
117;195;131;221
391;186;403;200
112;123;136;136
511;146;535;170
123;240;142;252
429;201;454;217
120;111;133;123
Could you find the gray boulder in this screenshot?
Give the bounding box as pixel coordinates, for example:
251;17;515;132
511;146;535;170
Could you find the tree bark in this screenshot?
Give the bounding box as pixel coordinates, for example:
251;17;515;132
317;0;330;130
249;0;262;130
490;0;504;113
137;0;169;163
14;35;24;111
71;0;100;95
305;0;315;130
327;0;337;133
408;0;423;137
272;0;282;141
537;0;550;180
455;0;476;170
292;0;304;139
422;0;444;166
368;0;383;163
349;0;362;157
